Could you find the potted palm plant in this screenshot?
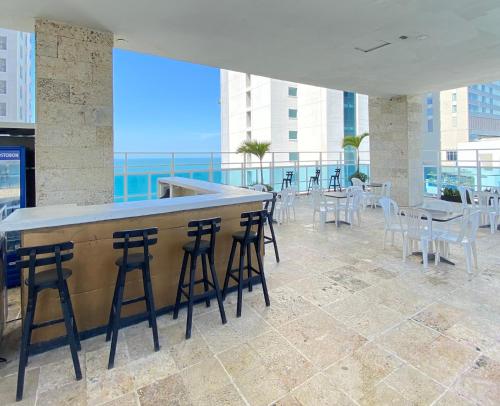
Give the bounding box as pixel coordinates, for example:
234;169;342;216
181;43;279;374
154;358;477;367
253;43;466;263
237;140;271;188
342;132;369;183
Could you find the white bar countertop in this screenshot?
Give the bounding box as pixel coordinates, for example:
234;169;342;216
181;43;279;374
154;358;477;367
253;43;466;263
0;178;271;232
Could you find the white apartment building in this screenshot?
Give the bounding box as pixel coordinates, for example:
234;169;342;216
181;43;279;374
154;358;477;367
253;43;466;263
220;70;369;167
0;28;33;123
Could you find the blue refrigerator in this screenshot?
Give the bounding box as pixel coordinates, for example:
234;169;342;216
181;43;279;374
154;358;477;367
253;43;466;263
0;146;26;287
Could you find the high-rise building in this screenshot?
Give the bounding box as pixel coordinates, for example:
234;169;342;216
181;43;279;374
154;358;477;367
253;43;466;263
440;82;500;152
0;28;33;123
220;70;369;167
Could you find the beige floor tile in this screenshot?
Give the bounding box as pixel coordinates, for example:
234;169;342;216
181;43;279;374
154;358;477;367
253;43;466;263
86;366;134;405
37;356;85;393
434;390;475;406
232;363;287;406
86;340;129;381
36;380;87;406
180;356;231;400
324;343;403;400
248;330;316;390
357;382;411;405
218;343;263;378
322;267;371;293
412;302;465;333
375;320;440;364
413;334;478;386
191;383;245;406
279;309;367;369
454;355;500;406
169;335;214;370
137;373;191;406
247;286;317;327
129;350;178;389
383;364;445;405
286;274;352;307
285;373;356;405
0;368;39;405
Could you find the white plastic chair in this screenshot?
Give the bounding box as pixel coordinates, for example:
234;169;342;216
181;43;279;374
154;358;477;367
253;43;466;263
475;191;499;234
381;181;392;199
285;187;297;221
399;207;441;269
274;191;288;224
311;185;336;227
337;186;362;228
252;184;267;192
351;178;372;209
458;185;474;209
435;209;480;275
379;197;405;249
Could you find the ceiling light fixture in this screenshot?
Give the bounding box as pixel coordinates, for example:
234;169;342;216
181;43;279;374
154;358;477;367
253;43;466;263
354;40;391;53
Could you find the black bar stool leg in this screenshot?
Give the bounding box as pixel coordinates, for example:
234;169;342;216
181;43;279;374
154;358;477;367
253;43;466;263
201;254;211;307
106;267;121;341
24;290;38;365
63;280;81;351
58;283;82;380
255;241;270;307
208;253;227;325
16;294;35;401
268;220;280;262
108;269;125;369
173;252;189;320
142;266;152;328
236;244;245;318
223;240;237;299
185;257;196;339
247;244;253;292
143;265;160;351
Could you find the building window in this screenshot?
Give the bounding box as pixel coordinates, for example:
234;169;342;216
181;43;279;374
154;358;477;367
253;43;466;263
0;36;6;50
288;87;297;97
288;130;298;140
0;80;6;94
288;109;297;119
427;119;433;133
451;104;457;113
446;151;457;161
452;92;457;102
452;116;457;127
0;58;5;72
289;152;299;161
0;102;6;117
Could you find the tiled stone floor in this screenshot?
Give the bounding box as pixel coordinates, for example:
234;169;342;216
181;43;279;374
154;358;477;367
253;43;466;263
1;196;500;405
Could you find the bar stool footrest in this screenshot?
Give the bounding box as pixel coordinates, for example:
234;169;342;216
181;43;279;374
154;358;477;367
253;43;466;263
122;296;147;306
32;317;65;330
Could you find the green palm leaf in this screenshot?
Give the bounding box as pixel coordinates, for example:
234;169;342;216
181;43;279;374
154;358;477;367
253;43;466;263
237;140;272;185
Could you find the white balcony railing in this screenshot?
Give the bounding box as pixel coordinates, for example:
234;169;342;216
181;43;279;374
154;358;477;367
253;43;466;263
113;148;500;202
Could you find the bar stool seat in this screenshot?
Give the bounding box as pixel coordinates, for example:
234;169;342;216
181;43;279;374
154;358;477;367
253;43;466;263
182;239;210;253
26;268;72;288
232;230;258;242
114;252;152;267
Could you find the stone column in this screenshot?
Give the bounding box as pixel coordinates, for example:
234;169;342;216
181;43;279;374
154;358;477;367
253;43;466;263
369;95;424;206
35;19;114;206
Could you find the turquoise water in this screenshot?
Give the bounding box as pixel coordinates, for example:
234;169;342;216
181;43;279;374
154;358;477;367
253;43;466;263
113;157;366;201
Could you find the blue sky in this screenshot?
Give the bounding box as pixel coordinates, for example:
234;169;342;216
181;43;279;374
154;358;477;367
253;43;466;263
113;49;221;152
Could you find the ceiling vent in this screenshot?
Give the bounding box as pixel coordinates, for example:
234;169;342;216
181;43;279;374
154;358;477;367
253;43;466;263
354;40;391;53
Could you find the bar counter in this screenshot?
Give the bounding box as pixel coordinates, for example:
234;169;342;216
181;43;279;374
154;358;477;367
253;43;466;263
0;178;270;345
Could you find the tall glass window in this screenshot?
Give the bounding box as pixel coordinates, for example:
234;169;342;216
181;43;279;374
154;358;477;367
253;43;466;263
288;87;297;97
343;92;356;135
288;130;297;140
288;109;297;119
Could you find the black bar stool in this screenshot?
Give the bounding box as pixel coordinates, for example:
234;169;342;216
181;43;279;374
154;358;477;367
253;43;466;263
106;227;159;369
307;169;321;194
223;210;270;317
328;168;342;191
173;217;226;339
264;193;280;262
15;242;81;401
281;171;294;190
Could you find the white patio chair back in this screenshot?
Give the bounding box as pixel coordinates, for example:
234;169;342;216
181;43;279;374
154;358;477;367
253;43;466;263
285;186;297;220
351;178;364;188
474;191;498;233
457;208;481;243
381;181;392;198
311;185;325;211
458;185;475;208
252;184;267;192
379;197;400;229
400;207;432;241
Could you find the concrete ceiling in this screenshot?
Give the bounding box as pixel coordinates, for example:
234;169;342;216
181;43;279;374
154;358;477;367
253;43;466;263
3;0;500;96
